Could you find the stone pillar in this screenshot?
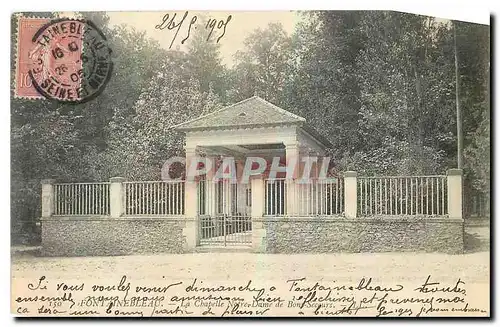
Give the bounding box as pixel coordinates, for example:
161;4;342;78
41;179;56;218
205;156;217;216
110;177;125;218
251;177;266;252
447;169;463;219
344;171;357;218
285;142;300;216
183;147;198;249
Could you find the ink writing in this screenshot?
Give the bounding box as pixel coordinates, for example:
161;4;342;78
155;11;232;49
12;275;488;317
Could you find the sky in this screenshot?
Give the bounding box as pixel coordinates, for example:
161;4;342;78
107;11;300;67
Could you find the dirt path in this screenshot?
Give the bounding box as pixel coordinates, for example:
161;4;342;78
12;251;489;283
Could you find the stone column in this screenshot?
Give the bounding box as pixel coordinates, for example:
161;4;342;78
344;171;357;218
447;169;463;219
251;177;266;252
110;177;125;218
205;156;217;216
183;147;198;249
285;142;300;216
41;179;56;218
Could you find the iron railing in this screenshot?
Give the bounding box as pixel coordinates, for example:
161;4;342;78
293;178;344;216
123;181;185;216
53;182;110;216
264;178;344;216
357;176;448;216
49;174;455;219
264;178;287;216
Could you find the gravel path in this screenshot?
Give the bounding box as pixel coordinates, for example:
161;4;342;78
12;251;489;284
11;226;490;284
10;225;490;317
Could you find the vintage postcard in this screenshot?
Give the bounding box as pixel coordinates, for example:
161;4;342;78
10;9;490;318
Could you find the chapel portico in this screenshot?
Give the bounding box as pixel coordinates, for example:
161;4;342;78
173;96;333;249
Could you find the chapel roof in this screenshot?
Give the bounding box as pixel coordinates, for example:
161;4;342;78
173;96;332;149
173;96;305;130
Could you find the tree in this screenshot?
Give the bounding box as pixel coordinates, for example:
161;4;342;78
286;11;367;163
456;21;490;216
99;64;222;181
184;17;227;99
352;12;457;174
10;12;171;243
228;22;293;105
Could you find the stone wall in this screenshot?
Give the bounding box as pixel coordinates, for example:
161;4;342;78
41;216;464;256
41;217;189;257
262;217;464;254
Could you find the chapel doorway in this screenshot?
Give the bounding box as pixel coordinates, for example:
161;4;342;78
197;178;252;247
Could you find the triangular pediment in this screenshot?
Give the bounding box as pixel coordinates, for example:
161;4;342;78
174;96;305;131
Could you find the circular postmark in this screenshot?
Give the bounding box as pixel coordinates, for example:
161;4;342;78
28;18;113;103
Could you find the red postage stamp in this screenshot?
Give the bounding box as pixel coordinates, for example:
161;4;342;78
15;17;50;99
15;16;113;103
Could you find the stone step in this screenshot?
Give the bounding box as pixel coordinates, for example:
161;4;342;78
195;245;253;253
11;245;42;257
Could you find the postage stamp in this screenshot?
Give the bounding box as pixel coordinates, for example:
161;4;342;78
15;16;113;103
10;9;490;318
14;17;50;99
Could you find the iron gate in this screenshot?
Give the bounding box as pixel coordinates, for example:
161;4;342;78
197;178;252;246
199;214;252;246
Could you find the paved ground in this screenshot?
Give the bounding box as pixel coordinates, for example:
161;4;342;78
10;225;490;317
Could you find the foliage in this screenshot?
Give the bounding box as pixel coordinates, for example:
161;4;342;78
99;69;222;181
11;12;170;243
10;11;490;243
228;22;293;105
184;16;227;99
